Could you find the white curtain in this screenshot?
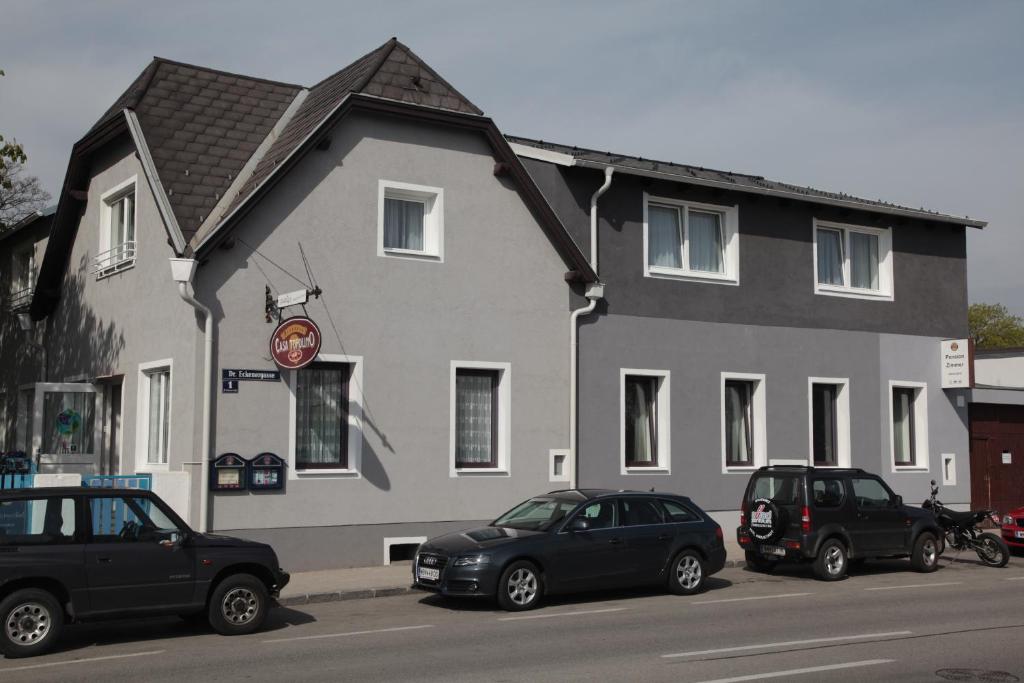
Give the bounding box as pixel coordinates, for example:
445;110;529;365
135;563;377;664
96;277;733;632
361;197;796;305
456;371;496;465
648;205;682;268
892;388;914;464
689;210;724;273
850;232;879;289
817;229;845;285
147;370;170;465
383;197;424;251
625;377;655;464
296;366;346;467
725;381;752;465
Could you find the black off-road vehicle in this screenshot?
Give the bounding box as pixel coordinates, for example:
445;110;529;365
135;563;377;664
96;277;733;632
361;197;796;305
736;466;943;580
0;487;289;658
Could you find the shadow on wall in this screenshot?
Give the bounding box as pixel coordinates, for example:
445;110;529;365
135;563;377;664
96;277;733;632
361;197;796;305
45;255;126;381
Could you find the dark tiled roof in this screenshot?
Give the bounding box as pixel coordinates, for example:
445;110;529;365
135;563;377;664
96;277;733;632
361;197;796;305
218;39;482;225
507;136;986;228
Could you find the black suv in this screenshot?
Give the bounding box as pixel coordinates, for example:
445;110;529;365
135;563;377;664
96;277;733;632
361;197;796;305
0;487;289;658
736;466;943;581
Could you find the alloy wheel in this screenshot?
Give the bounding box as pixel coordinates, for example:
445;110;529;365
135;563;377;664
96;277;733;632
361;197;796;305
676;555;703;590
825;546;845;576
922;538;938;567
507;568;538;606
5;602;51;647
221;587;259;625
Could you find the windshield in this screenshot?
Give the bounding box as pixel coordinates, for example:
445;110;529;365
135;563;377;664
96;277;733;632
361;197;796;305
493;497;579;531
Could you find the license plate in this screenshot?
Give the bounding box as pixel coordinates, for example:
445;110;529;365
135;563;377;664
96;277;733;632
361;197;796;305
418;567;440;581
1016;530;1024;539
760;545;786;557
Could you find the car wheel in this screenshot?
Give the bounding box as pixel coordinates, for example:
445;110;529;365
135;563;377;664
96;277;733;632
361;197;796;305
207;573;269;635
0;588;64;659
813;539;848;581
668;550;706;595
744;551;777;573
910;532;940;573
497;561;543;611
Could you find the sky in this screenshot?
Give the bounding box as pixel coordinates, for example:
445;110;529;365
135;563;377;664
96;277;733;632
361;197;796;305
2;0;1021;313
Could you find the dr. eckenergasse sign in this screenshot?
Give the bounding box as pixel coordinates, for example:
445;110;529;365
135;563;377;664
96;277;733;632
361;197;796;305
940;338;971;389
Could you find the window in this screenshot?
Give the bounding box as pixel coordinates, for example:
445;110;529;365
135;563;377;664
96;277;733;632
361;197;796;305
813;219;893;300
295;363;350;470
378;180;443;260
42;391;96;455
96;177;137;277
549;449;570;483
0;391;7;450
621;369;670;473
752;474;802;505
644;194;739;284
811;479;846;508
660;499;698;523
15;387;33;451
450;362;510;476
88;495;182;543
621;498;666;526
808;378;850;467
851;477;893;510
0;497;77;546
889;381;928;471
8;246;34;310
721;373;767;471
135;360;171;470
494;498;578;532
576;500;618;530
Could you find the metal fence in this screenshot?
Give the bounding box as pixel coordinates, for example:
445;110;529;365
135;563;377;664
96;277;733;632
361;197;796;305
0;474;34;490
82;474;152;490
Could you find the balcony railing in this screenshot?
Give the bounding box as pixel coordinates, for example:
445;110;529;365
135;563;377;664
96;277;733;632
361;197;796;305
93;241;137;278
7;282;34;312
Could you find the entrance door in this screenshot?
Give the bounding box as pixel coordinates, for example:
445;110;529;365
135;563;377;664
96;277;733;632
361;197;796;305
970;404;1024;513
98;382;123;475
31;383;100;474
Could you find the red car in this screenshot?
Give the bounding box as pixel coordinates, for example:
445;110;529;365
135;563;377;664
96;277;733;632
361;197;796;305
1002;507;1024;552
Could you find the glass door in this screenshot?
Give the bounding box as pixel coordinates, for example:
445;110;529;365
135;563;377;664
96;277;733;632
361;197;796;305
31;383;100;473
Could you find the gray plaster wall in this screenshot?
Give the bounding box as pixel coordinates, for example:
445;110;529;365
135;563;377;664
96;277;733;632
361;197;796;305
522;158;969;338
38;136;201;481
577;314;971;512
200;112;572;534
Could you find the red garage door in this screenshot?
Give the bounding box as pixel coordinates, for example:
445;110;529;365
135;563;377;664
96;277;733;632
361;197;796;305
970;403;1024;514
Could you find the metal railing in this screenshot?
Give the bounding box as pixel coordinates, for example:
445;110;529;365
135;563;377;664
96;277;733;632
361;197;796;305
92;240;137;277
6;282;34;311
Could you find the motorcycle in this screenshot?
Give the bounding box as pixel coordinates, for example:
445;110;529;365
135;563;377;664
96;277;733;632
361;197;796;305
923;479;1009;568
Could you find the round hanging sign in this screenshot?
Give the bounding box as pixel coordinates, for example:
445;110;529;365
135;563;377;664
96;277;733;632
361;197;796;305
269;316;322;370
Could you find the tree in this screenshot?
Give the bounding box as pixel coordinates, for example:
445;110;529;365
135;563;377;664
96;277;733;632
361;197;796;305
969;303;1024;349
1;68;51;228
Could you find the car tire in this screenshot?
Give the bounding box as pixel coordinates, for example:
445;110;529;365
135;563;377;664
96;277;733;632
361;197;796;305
910;532;940;573
813;538;848;581
207;573;269;635
497;560;543;611
0;588;64;659
744;551;777;574
668;550;707;595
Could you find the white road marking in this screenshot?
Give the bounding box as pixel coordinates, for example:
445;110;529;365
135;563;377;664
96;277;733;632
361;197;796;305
688;659;895;683
498;607;628;621
662;630;912;658
263;624;435;643
0;650;165;673
865;581;961;591
1005;577;1024;581
692;592;812;605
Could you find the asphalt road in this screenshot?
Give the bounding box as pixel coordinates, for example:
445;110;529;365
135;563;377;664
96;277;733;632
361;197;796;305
3;556;1024;682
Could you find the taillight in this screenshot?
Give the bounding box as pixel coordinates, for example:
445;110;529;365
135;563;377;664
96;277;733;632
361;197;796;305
739;500;747;527
801;505;811;534
715;526;723;540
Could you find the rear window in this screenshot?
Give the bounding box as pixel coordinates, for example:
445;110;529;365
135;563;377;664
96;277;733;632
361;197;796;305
750;475;803;506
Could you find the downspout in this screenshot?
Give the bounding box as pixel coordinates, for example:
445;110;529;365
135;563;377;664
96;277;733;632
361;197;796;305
170;259;212;532
569;167;614;488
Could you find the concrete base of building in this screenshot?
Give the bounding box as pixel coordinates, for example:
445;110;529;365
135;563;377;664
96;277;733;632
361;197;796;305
217;520;490;572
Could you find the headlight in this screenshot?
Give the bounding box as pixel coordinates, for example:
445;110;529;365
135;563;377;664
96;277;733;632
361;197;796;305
452;554;491;567
1004;515;1014;526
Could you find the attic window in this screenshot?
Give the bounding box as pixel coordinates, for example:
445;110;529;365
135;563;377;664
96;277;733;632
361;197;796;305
377;180;444;262
94;176;138;278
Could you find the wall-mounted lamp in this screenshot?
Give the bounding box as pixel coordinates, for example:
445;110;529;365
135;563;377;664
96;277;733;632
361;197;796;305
17;313;33;333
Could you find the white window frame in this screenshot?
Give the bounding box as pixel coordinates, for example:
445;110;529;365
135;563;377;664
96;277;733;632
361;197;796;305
642;193;740;285
620;368;671;475
10;244;34;297
812;218;893;301
807;377;851;468
549;448;570;483
287;353;364;479
96;176;138;278
377;180;444;261
720;372;767;473
449;361;511;477
135;359;172;472
888;380;929;473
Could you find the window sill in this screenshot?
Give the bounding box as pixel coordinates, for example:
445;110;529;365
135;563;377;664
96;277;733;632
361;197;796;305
814;284;893;302
646;266;738;286
95;259;136;280
623;466;671;475
451;468;510;478
381;248;442;263
724;465;758;473
892;465;929;473
294;468;359;478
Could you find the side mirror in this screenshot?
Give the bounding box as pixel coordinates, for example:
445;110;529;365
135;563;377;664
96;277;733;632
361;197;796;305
893;495;903;507
568;517;590;532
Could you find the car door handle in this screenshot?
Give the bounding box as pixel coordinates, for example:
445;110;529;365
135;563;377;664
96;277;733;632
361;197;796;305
657;534;672;541
608;537;623;545
97;557;112;563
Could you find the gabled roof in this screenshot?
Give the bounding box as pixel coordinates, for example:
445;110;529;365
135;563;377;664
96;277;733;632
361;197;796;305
0;205;55;245
508;136;987;229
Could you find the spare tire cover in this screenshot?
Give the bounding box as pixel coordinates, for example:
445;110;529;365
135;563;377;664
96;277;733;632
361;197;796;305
748;498;786;543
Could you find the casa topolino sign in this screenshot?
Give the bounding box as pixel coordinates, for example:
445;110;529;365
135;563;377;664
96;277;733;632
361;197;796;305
940;338;974;389
269;316;322;370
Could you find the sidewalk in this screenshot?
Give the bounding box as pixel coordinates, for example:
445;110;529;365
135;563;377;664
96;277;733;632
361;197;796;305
278;537;747;606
